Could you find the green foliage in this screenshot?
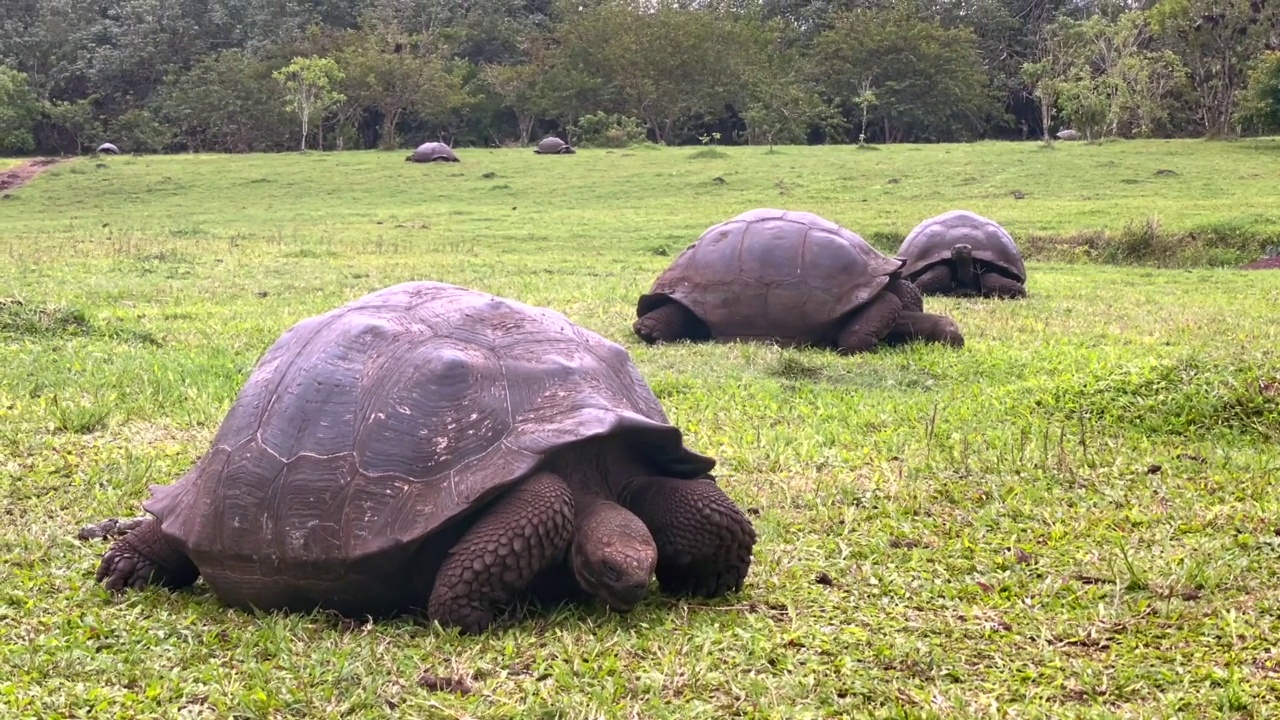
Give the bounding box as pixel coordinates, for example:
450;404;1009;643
272;56;346;151
106;109;172;153
572;111;647;147
0;66;42;154
150;50;296;153
43;98;102;154
335;35;470;150
1239;51;1280;132
553;5;762;143
810;9;998;143
1150;0;1278;136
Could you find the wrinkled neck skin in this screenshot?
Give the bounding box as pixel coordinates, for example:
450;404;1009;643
952;244;975;285
541;436;660;611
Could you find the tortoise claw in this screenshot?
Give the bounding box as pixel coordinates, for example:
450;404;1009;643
96;541;160;592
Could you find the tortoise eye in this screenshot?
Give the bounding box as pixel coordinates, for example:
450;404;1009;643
602;562;622;582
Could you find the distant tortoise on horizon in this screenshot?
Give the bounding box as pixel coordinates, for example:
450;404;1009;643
86;281;757;634
896;210;1028;299
1055;129;1081;141
633;208;964;353
95;142;120;155
534;137;576;155
406;142;460;163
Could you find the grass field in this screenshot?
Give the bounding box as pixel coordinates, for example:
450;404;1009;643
1;140;1279;718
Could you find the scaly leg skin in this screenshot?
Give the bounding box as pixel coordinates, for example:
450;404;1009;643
427;471;575;634
911;265;954;295
835;291;903;354
885;277;924;313
979;273;1027;299
632;302;708;344
884;311;965;348
621;477;757;599
96;518;200;592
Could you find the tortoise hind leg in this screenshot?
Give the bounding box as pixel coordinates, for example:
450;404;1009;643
912;265;954;295
980;273;1027;299
427;471;575;634
96;518;199;592
633;302;709;344
834;290;903;354
621;477;756;599
884;311;965;348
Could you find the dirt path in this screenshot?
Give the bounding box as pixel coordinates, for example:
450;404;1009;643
1240;256;1280;270
0;158;65;195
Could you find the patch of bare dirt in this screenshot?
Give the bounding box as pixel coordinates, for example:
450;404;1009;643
1240;255;1280;270
0;158;64;195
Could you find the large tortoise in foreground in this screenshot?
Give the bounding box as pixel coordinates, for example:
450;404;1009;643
91;281;756;634
634;208;964;353
405;142;460;163
896;210;1027;299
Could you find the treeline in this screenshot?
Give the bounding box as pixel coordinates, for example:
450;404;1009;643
1;0;1279;155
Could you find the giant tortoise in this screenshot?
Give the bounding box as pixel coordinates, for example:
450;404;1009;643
896;210;1027;299
406;142;460;163
633;208;964;353
89;281;756;634
534;137;576;154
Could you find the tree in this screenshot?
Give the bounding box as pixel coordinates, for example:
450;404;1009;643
1150;0;1280;137
480;62;542;144
151;50;296;153
1239;51;1280;132
0;66;42;154
273;56;346;151
43;98;101;154
553;4;752;144
1021;20;1087;144
336;34;469;149
811;8;997;143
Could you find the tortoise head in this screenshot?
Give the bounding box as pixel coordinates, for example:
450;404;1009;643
570;500;657;612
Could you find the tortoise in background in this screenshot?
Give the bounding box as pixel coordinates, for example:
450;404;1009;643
534;137;576;154
95;142;120;155
406;142;460;163
896;210;1027;299
90;281;756;634
634;208;964;353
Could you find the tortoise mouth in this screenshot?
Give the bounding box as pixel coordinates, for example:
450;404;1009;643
597;579;649;612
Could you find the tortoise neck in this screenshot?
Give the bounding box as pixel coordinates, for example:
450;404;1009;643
953;251;974;284
542;435;653;514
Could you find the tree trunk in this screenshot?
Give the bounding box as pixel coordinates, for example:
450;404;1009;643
379;107;403;150
516;110;533;145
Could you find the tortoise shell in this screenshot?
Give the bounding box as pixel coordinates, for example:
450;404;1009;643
636;208;902;346
897;210;1026;282
406;142;459;162
142;281;713;612
535;137;575;154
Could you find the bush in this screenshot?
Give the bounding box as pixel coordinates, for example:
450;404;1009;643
107;109;173;154
572;112;647;148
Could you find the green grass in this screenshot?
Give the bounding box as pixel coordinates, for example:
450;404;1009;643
1;140;1279;718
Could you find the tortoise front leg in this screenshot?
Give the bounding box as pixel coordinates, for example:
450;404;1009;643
96;518;200;592
632;302;708;344
620;477;757;599
427;471;575;634
834;290;903;354
911;265;954;295
979;272;1027;299
884;311;965;348
885;277;924;313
